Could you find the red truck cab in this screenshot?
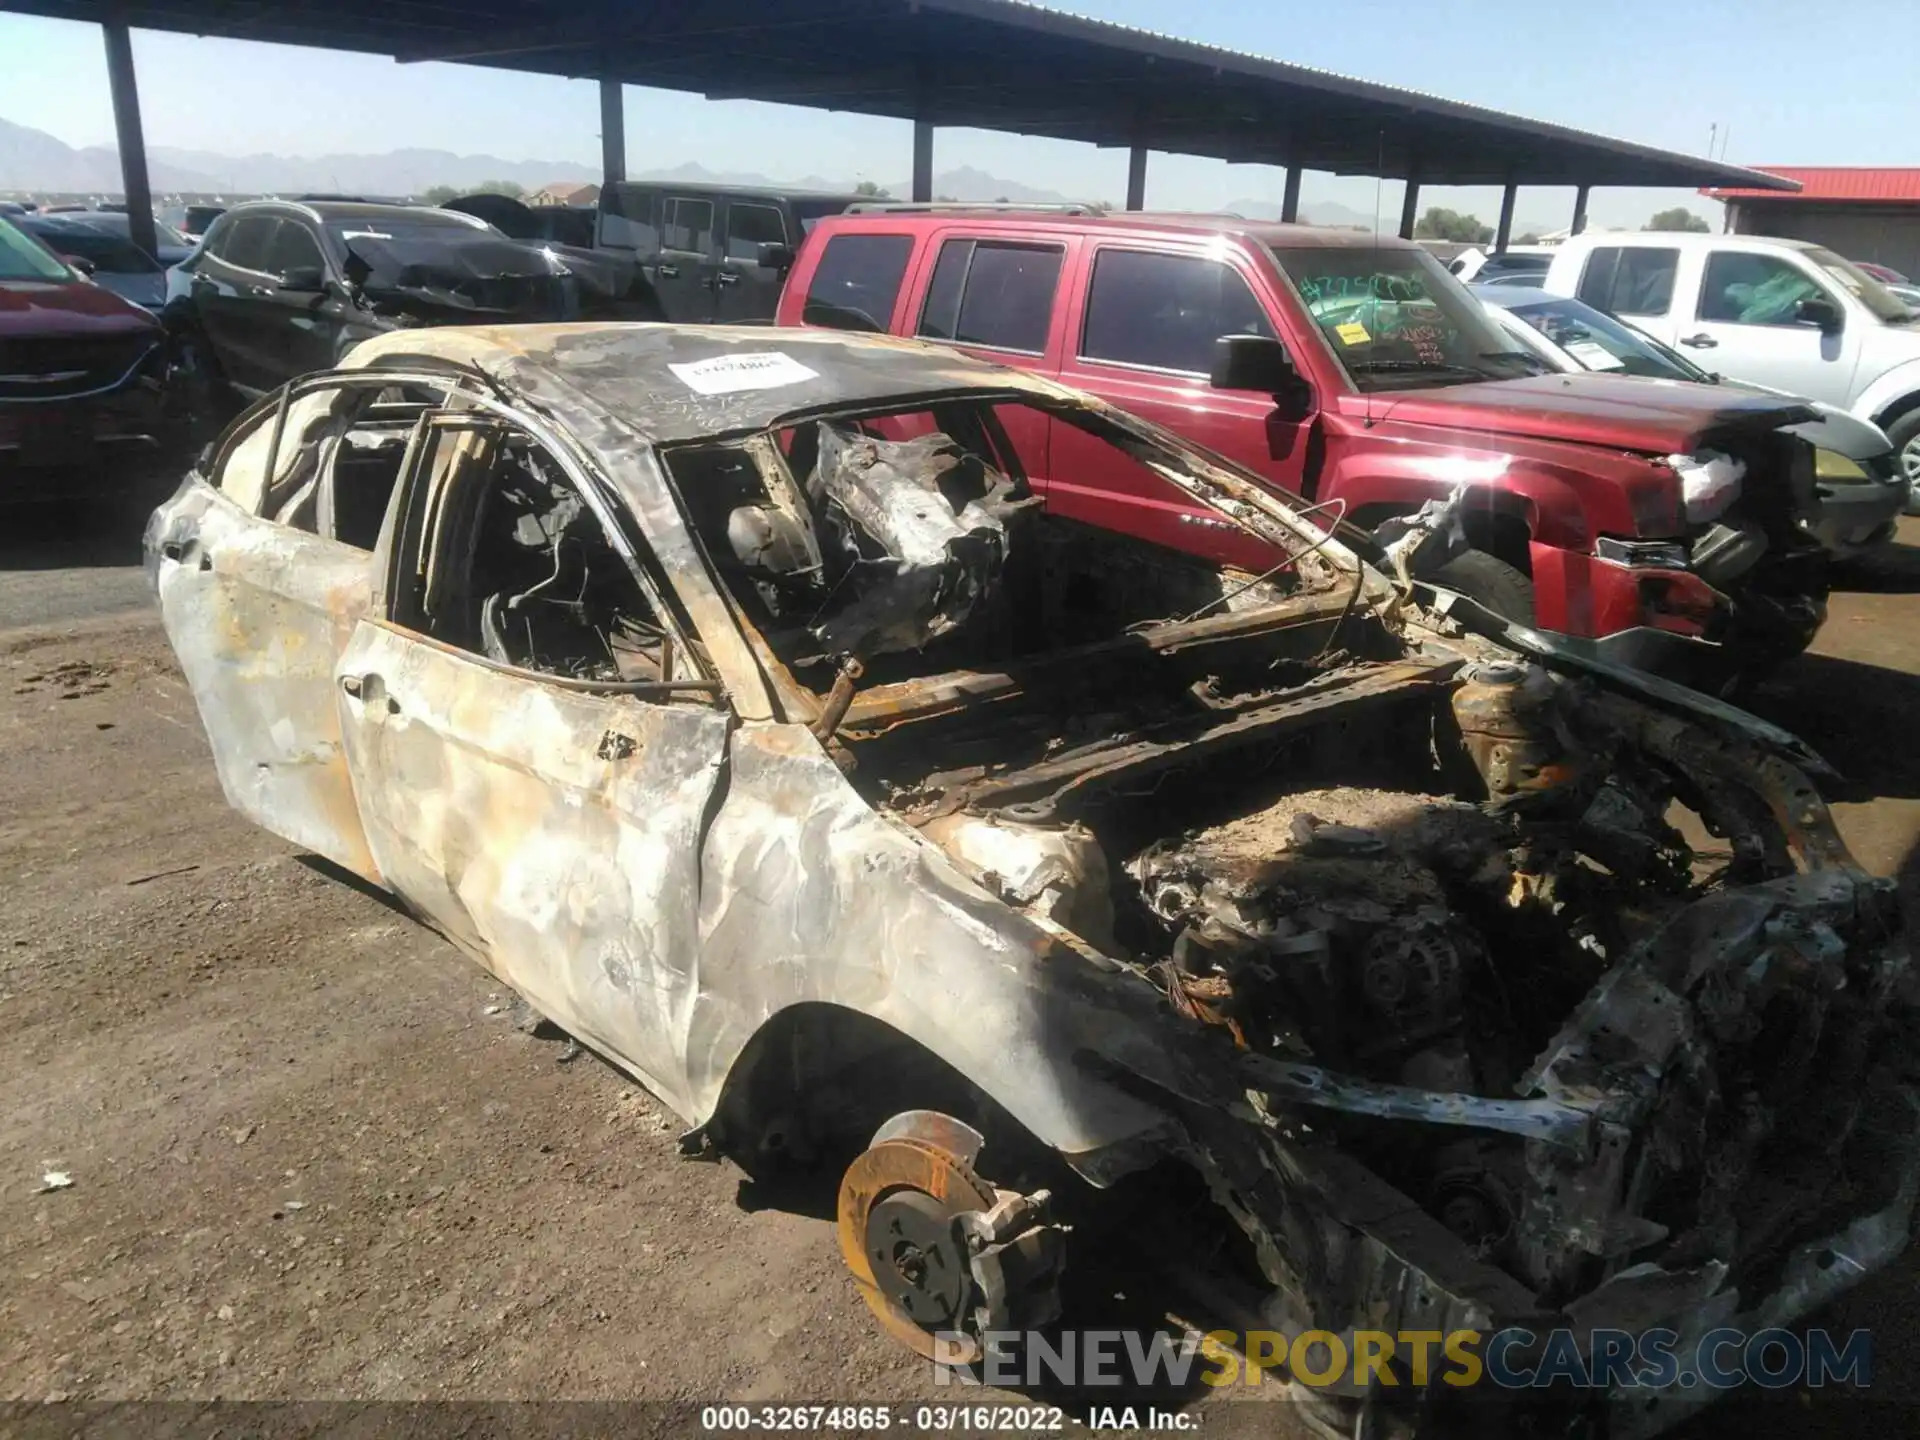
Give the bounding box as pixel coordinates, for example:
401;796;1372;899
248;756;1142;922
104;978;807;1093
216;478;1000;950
775;211;1829;683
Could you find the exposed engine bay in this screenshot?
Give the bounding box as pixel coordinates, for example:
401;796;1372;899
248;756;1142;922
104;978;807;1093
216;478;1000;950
675;419;1918;1432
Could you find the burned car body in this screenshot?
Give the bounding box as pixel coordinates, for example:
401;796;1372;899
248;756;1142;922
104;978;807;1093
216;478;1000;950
147;325;1919;1436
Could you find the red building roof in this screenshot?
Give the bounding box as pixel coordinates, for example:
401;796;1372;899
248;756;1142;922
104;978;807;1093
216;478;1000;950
1702;167;1920;203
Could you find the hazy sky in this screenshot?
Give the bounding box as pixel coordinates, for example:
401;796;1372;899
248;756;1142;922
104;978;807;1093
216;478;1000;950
2;0;1908;229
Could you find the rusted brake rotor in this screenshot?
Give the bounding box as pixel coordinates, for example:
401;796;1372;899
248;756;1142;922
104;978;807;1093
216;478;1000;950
837;1111;1065;1364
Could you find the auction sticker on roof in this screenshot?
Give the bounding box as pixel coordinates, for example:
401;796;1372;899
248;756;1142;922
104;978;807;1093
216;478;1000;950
668;352;821;396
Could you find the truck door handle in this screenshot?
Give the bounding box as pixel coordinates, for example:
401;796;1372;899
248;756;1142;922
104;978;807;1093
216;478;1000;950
714;271;741;288
656;264;680;279
1680;333;1719;348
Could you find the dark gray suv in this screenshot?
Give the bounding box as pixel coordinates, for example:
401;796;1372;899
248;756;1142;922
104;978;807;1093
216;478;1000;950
595;181;865;322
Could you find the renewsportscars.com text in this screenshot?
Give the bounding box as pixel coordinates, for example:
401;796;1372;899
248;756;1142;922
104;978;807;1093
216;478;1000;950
932;1326;1873;1392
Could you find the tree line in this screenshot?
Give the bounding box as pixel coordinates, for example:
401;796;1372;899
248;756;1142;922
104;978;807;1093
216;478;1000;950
1412;204;1711;243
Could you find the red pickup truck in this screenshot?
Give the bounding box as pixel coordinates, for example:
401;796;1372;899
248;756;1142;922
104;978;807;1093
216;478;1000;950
775;211;1830;684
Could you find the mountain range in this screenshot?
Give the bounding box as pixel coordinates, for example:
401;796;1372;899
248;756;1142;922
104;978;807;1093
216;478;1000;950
0;114;1561;235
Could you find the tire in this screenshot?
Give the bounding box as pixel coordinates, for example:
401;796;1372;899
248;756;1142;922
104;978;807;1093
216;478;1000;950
1431;549;1536;625
1884;407;1920;513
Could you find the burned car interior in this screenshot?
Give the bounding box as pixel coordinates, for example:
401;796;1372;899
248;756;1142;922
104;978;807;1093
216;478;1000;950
388;420;682;686
152;329;1920;1437
221;374;695;689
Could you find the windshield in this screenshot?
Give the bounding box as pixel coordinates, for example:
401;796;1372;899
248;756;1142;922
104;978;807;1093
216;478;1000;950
74;214;188;249
327;219;489;246
1806;246;1914;323
0;217;76;282
1500;295;1708;381
1268;244;1545;390
30;226;160;274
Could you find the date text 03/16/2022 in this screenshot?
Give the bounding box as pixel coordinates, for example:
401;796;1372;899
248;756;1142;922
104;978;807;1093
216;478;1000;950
700;1405;1090;1431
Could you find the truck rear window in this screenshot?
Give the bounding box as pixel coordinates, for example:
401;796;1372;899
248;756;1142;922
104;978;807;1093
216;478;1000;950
802;233;914;333
1576;246;1679;316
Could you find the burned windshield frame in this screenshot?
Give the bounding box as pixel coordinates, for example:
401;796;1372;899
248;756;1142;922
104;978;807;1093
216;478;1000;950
1267;243;1540;391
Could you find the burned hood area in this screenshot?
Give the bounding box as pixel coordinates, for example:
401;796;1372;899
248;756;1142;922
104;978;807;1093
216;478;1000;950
631;359;1917;1432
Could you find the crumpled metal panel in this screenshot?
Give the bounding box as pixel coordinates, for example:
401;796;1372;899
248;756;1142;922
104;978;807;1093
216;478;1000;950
806;423;1022;658
681;720;1174;1162
150;477;381;881
332;619;731;1114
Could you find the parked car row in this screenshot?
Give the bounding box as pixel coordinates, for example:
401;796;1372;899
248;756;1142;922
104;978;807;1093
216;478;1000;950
11;185;1917;700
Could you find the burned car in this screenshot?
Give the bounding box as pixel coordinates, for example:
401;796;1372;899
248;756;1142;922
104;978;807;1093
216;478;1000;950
148;325;1919;1436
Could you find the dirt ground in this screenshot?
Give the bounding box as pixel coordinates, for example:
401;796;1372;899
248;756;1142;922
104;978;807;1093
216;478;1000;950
5;509;1920;1436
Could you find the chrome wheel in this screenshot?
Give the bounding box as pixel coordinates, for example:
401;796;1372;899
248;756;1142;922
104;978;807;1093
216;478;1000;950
1899;433;1920;514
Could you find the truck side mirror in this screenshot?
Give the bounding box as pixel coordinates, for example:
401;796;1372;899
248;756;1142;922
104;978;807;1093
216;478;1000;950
1210;334;1296;393
1795;295;1843;333
757;242;795;272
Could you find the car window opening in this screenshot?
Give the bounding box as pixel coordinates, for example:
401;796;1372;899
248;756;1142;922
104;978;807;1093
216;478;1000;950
663;399;1370;746
400;423;684;690
250;386;435;547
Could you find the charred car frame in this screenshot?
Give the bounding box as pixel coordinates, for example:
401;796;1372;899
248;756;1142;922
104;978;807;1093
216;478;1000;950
147;325;1919;1437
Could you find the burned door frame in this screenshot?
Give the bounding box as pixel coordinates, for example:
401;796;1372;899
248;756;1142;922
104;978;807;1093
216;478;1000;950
335;385;732;1107
149;367;482;881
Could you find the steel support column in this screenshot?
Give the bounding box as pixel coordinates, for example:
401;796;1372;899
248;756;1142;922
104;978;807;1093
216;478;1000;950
1571;185;1591;236
1125;145;1147;211
101;19;156;262
1280;166;1302;223
1494;182;1517;251
599;78;626;187
1398;171;1421;241
912;119;934;202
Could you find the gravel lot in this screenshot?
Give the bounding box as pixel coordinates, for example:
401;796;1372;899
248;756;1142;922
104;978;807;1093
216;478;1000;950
4;505;1918;1436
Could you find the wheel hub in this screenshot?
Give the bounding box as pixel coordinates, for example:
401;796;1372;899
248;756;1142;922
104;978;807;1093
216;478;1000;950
837;1133;997;1360
866;1188;971;1330
837;1116;1064;1364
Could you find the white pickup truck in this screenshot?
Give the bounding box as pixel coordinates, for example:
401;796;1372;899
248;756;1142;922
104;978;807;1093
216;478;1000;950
1536;232;1920;485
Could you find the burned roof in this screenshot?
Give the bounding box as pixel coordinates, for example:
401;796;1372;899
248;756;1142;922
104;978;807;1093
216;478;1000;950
348;323;1066;445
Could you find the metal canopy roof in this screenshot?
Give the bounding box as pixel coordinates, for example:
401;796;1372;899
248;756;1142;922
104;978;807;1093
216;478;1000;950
9;0;1799;191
